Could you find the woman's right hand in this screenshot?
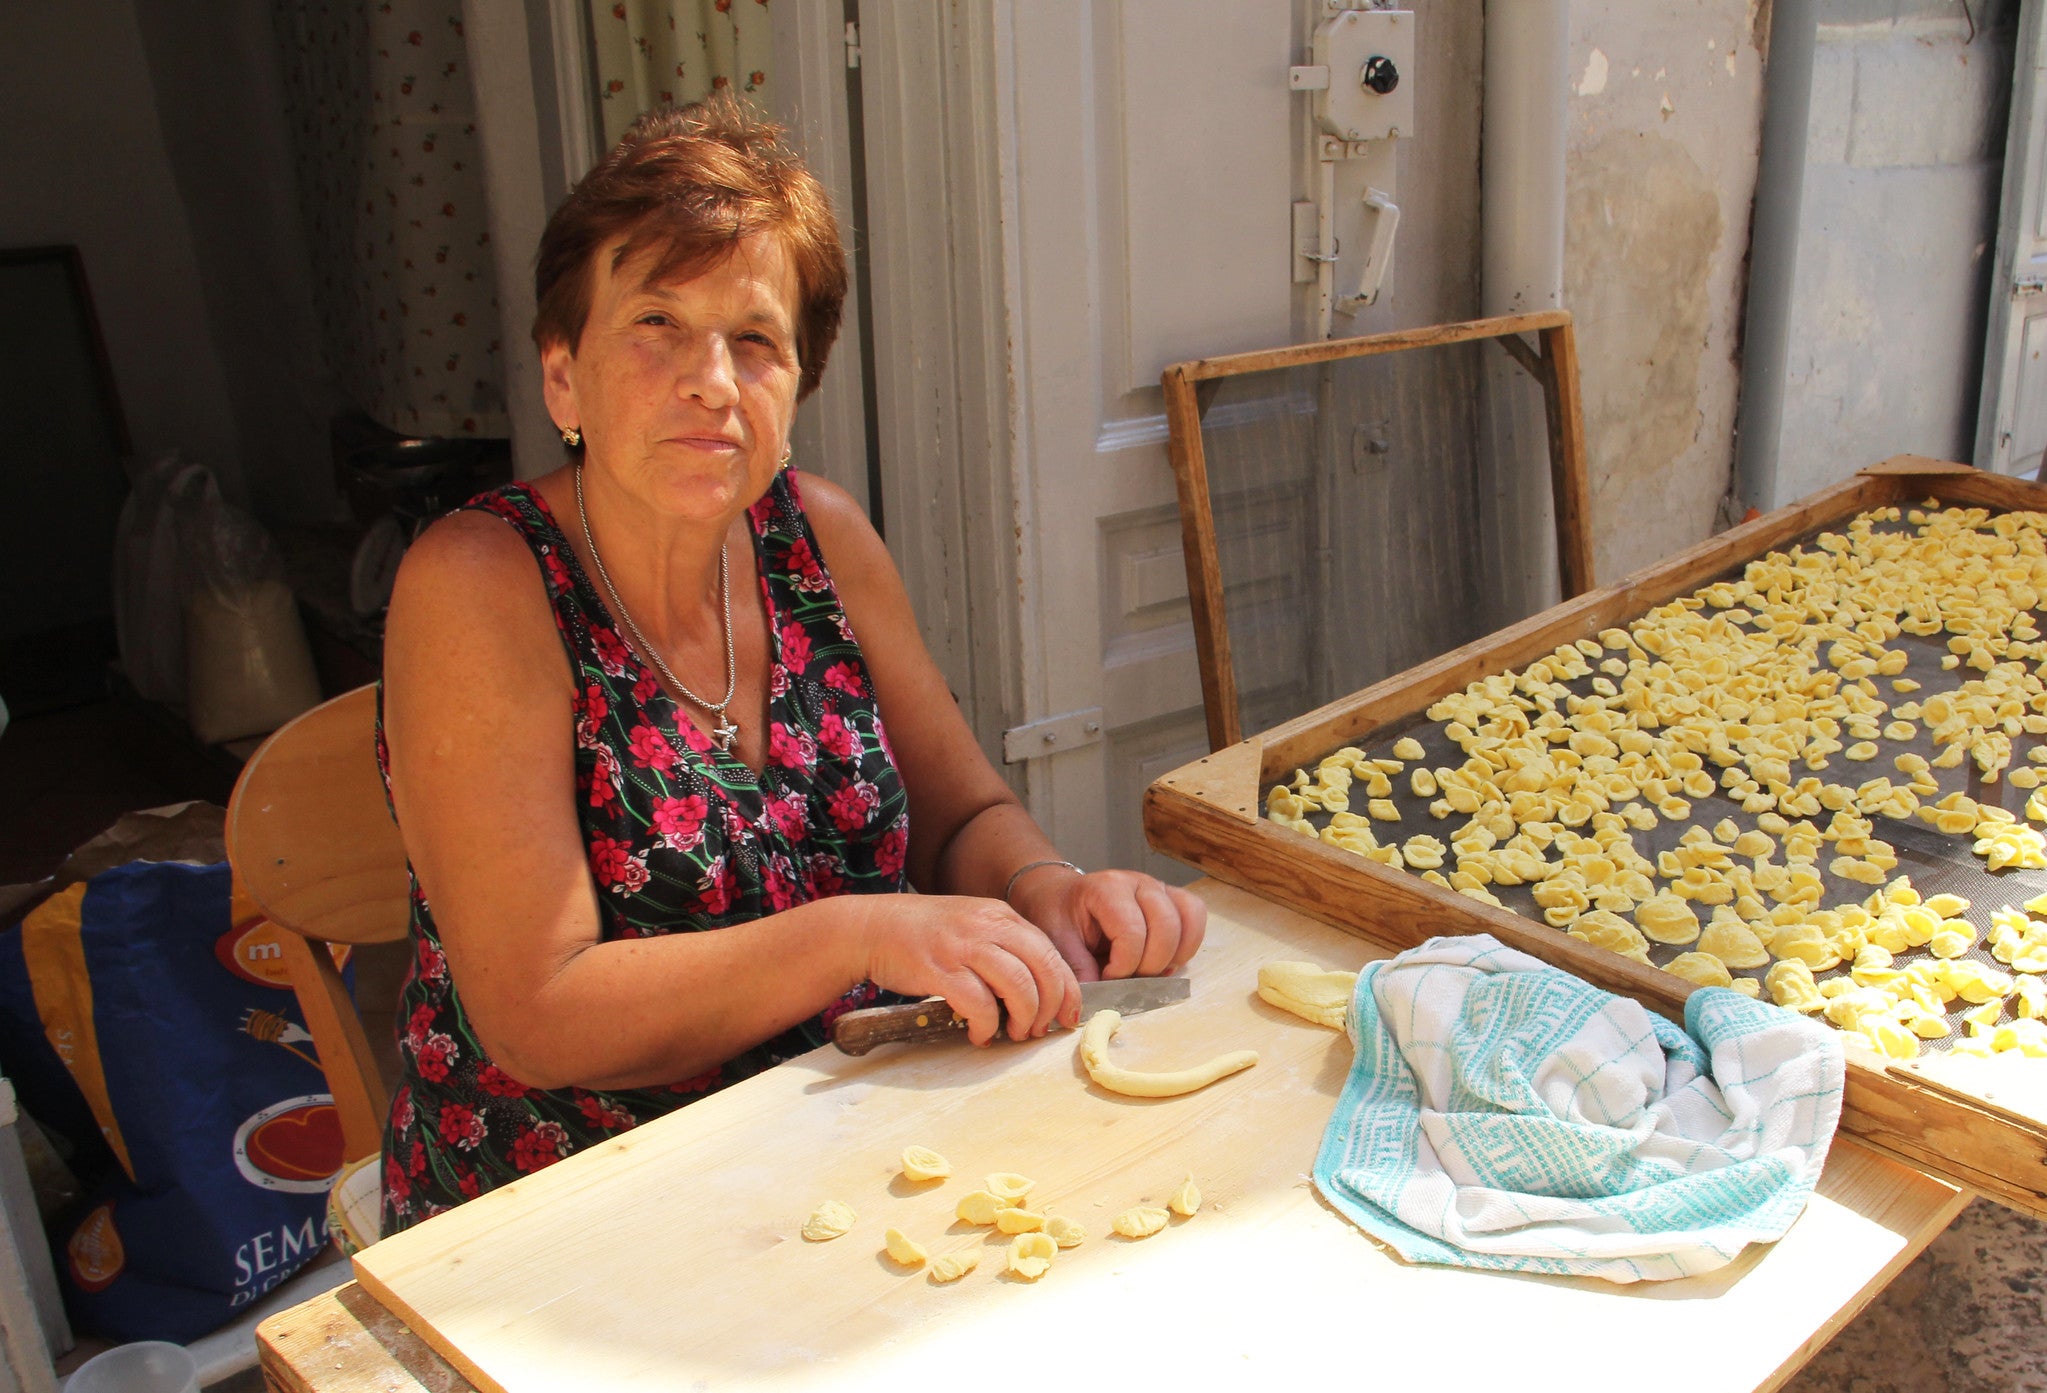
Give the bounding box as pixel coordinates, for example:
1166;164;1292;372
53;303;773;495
860;897;1082;1046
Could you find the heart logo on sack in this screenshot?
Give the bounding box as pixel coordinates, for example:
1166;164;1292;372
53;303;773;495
233;1095;345;1193
67;1202;125;1292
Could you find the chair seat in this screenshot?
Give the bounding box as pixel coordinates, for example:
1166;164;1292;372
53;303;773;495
327;1153;383;1255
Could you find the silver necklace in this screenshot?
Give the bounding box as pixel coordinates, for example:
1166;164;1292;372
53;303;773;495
574;464;740;752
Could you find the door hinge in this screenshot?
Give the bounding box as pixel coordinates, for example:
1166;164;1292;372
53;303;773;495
1001;708;1105;765
844;20;861;69
2016;275;2046;297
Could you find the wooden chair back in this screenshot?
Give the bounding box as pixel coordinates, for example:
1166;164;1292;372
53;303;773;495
1161;310;1595;751
226;683;409;1164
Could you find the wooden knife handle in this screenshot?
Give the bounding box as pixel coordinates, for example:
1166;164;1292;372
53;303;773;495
830;998;973;1055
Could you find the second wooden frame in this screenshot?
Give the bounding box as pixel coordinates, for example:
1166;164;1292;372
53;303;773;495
1161;309;1595;753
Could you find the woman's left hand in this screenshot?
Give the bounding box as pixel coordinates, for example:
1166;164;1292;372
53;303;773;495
1010;868;1207;983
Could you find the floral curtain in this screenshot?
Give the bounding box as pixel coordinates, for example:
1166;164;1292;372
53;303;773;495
589;0;775;148
274;0;508;439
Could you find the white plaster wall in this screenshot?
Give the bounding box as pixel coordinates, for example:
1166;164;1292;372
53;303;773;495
1774;0;2017;501
1565;1;1768;584
0;2;245;498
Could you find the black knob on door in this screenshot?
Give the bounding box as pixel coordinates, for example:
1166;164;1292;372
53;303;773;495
1362;55;1399;95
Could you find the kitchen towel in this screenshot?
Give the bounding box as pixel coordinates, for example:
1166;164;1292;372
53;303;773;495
1313;933;1844;1283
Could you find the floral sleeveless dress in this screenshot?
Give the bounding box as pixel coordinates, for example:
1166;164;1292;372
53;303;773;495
374;470;909;1232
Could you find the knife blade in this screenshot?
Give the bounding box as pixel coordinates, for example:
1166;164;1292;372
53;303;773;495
830;976;1191;1056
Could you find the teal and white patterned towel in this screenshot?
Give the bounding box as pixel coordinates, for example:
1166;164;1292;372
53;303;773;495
1313;934;1845;1283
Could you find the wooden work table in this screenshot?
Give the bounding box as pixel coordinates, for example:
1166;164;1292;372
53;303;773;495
260;881;1967;1393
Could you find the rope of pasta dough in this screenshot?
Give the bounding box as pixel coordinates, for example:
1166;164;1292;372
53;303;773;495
1078;1009;1258;1098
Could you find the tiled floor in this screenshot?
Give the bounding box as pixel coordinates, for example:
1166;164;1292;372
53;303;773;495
1784;1198;2047;1393
0;696;236;886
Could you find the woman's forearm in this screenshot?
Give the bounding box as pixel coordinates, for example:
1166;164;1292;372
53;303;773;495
927;797;1066;905
490;895;877;1091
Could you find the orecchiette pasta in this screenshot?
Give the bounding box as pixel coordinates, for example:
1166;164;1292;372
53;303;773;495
1263;502;2047;1061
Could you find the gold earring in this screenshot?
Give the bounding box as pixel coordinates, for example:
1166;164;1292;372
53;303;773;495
560;425;582;448
779;445;792;469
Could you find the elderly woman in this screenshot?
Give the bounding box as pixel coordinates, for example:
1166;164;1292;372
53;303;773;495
376;98;1206;1229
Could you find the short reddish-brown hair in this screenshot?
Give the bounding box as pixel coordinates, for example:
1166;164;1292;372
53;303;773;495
532;97;847;400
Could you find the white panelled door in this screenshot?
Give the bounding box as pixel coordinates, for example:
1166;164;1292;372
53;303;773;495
842;0;1308;878
999;0;1299;877
1976;0;2047;478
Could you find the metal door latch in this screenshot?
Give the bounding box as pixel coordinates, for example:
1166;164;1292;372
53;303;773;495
1001;708;1105;764
1337;186;1400;311
1292;10;1413;334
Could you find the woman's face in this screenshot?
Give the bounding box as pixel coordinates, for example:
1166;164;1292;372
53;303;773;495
543;229;802;525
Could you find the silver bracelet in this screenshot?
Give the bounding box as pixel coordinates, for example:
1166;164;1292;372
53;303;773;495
1003;858;1084;905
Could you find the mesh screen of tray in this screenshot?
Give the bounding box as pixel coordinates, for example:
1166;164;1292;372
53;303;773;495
1277;503;2047;1058
1194;339;1556;743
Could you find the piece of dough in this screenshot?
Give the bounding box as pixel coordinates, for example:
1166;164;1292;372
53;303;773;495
1697;917;1770;971
983;1172;1034;1204
1078;1010;1258;1098
928;1249;979;1284
1168;1176;1201;1218
1257;961;1356;1030
994;1207;1045;1234
801;1200;856;1241
899;1146;951;1182
955;1190;1007;1226
1007;1232;1057;1280
882;1228;926;1267
1112;1205;1169;1239
1044;1215;1087;1248
1664;951;1733;989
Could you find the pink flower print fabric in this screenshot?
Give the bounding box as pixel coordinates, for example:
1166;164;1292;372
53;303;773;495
374;469;908;1231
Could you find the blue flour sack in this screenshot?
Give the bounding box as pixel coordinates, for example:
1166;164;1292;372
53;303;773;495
0;858;346;1342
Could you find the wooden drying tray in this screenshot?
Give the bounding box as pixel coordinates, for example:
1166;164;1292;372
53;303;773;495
1145;456;2047;1219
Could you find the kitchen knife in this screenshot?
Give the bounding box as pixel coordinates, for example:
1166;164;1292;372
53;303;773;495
830;975;1191;1056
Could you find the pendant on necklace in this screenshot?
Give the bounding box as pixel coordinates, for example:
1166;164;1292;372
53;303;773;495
712;717;740;753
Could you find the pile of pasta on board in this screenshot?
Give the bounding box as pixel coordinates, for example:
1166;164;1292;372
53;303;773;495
803;1147;1202;1287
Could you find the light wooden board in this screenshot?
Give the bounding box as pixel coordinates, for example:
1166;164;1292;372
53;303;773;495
351;882;1963;1393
